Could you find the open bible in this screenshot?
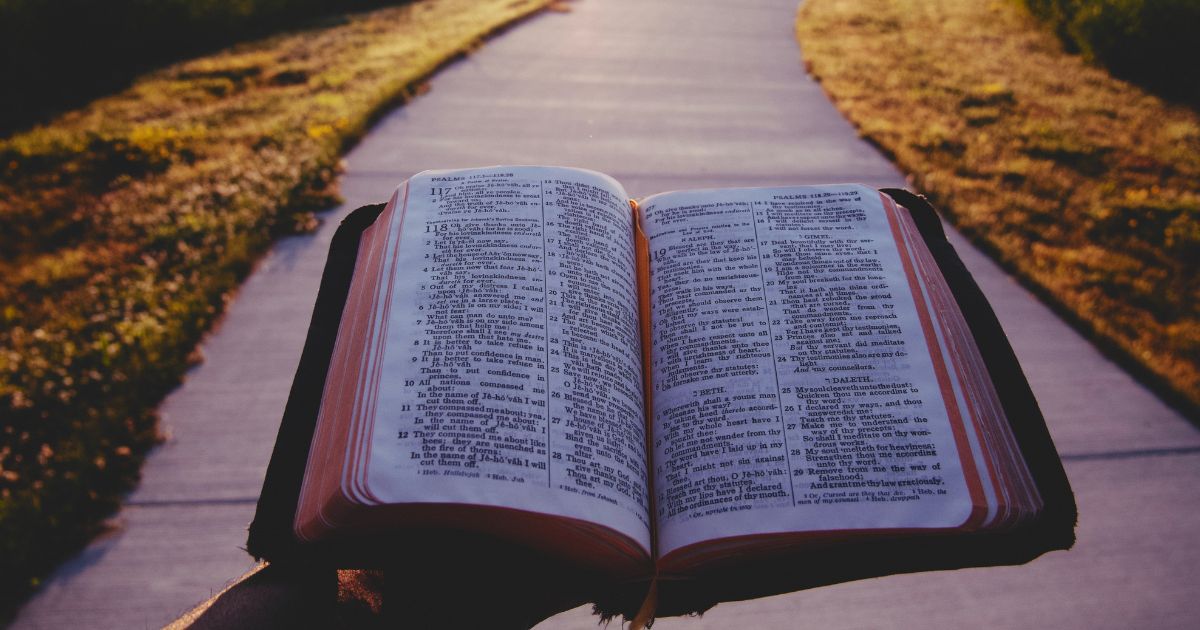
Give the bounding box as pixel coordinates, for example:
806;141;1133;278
250;165;1075;618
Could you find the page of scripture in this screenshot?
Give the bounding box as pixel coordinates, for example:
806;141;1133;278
359;167;652;553
640;185;979;558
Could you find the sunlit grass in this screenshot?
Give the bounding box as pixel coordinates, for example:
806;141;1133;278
0;0;553;612
797;0;1200;414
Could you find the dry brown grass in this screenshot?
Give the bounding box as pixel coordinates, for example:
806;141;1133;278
797;0;1200;414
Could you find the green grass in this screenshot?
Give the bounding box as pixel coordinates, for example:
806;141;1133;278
1021;0;1200;104
0;0;406;133
0;0;553;614
797;0;1199;415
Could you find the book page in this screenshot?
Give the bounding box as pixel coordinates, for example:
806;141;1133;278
359;166;650;553
640;185;977;559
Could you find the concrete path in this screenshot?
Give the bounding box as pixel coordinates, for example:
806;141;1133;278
13;0;1200;627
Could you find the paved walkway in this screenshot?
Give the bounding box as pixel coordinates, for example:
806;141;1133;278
13;0;1200;627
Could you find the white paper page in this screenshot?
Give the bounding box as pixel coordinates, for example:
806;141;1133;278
361;166;650;553
641;185;975;558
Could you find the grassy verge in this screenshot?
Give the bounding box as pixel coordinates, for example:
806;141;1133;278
0;0;406;134
0;0;553;612
796;0;1199;415
1021;0;1200;104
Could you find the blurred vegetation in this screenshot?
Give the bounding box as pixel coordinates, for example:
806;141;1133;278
0;0;407;134
1021;0;1200;104
797;0;1199;414
0;0;553;615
